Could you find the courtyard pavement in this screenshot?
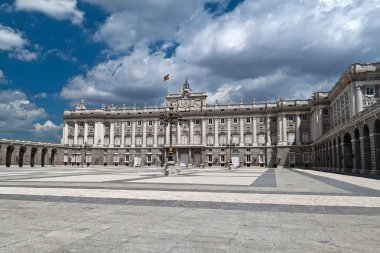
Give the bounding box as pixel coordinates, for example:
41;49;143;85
0;165;379;252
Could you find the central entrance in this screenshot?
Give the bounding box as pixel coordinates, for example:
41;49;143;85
180;153;189;167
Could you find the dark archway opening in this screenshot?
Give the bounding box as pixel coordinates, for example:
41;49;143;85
18;146;26;167
6;145;14;167
51;148;57;165
337;137;343;170
354;129;361;173
343;133;353;172
363;125;372;173
41;147;47;167
30;147;37;167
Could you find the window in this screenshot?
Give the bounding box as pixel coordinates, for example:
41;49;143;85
116;121;121;127
126;121;131;127
303;153;310;163
87;136;94;145
88;122;94;127
366;87;374;96
104;136;110;146
219;135;227;145
302;132;309;143
208;155;213;163
64;154;68;163
258;134;265;144
147;155;152;162
208;119;213;125
246;155;251;163
195;119;200;125
147;136;153;147
207;135;214;145
158;136;164;146
159;120;164;126
271;117;277;122
181;135;188;144
125;137;132;147
148;120;153;126
113;154;119;163
323;108;329;115
137;121;142;126
288;115;294;121
244;135;252;145
246;118;251;123
78;136;84;145
114;136;121;146
259;117;265;123
300;114;308;120
287;133;295;144
233;118;238;124
232;135;239;144
289;153;295;164
85;154;91;163
135;137;142;147
194;134;201;144
220;155;225;163
220;118;225;124
125;154;130;162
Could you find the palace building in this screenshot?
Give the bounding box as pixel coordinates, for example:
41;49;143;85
1;61;380;176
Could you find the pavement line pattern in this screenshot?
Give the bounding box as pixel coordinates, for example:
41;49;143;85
1;187;380;207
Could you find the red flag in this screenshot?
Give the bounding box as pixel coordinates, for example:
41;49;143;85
164;74;169;81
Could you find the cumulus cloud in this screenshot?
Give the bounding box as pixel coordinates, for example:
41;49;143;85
15;0;84;25
0;25;38;61
33;120;62;141
61;0;380;107
0;90;46;135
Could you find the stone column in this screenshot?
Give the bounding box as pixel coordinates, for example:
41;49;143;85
282;115;287;144
227;118;231;143
296;114;301;145
84;122;88;144
277;116;282;145
189;120;194;144
74;121;78;145
177;122;181;145
121;122;125;147
142;121;147;147
356;85;363;113
64;122;68;145
153;120;158;147
318;108;323;138
266;116;271;145
214;119;219;146
176;149;179;166
240;118;244;146
132;121;136;147
110;122;114;147
252;117;257;145
166;124;170;145
202;119;206;145
94;122;99;147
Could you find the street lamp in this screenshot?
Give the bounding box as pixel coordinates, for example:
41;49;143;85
159;103;182;175
225;140;236;169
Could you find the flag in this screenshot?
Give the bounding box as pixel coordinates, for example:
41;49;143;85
164;74;169;81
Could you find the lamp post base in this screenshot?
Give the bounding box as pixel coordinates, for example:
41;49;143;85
163;161;181;176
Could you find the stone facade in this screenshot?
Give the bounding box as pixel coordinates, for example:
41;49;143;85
1;62;380;176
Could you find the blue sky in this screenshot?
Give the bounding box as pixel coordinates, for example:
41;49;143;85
0;0;380;143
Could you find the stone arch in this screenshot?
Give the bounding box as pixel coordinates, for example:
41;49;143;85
337;136;343;170
18;146;27;167
6;145;14;167
363;124;372;173
41;147;48;167
343;132;353;172
50;148;57;165
374;119;380;175
354;128;361;173
30;147;37;167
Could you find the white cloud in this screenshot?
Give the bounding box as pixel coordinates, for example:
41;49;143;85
0;90;46;135
34;120;61;132
0;25;38;61
15;0;84;25
61;0;380;107
0;25;26;50
33;120;62;140
32;92;49;99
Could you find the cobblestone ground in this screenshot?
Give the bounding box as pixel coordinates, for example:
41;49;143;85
0;166;379;253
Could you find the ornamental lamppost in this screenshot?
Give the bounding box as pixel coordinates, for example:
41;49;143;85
159;103;182;176
225;140;236;169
